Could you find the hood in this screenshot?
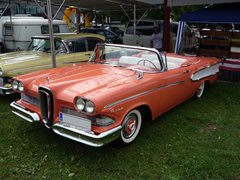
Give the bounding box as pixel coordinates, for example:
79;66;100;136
25;64;136;99
0;51;47;65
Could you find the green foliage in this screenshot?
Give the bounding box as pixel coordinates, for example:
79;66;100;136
0;81;240;179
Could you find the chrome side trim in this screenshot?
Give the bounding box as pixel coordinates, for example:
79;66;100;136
10;101;40;123
53;123;122;147
191;63;220;81
104;81;184;109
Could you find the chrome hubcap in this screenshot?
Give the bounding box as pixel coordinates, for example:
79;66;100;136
123;116;137;138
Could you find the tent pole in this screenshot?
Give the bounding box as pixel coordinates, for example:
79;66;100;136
136;8;150;25
133;2;136;45
47;0;56;68
53;0;66;20
162;0;171;52
33;0;48;18
0;2;10;18
120;5;131;22
76;8;81;33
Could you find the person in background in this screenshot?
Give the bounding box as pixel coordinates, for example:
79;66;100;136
151;26;163;51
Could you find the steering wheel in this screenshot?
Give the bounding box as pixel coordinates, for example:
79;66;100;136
137;59;158;70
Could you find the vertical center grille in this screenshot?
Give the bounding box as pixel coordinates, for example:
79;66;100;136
39;87;54;127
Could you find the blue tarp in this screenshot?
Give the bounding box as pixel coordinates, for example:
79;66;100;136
180;3;240;24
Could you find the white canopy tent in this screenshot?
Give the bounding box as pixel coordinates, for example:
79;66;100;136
2;0;240;67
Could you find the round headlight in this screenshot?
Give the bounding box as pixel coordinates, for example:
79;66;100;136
85;100;95;113
18;82;24;92
76;98;85;111
12;80;19;90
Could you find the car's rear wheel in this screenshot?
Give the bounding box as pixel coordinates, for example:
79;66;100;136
120;109;142;144
195;81;205;98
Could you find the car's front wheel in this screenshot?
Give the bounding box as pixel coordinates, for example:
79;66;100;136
120;109;142;144
195;81;205;98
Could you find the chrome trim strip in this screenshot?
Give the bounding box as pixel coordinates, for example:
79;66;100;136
104;81;184;109
91;43;165;72
100;43;160;54
10;101;40;123
53;123;122;147
0;86;12;90
0;87;14;95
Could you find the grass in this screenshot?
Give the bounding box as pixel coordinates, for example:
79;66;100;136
0;81;240;179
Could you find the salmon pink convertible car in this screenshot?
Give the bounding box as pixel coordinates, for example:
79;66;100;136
10;44;221;147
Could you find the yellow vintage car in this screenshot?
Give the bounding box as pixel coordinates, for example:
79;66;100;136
0;33;105;95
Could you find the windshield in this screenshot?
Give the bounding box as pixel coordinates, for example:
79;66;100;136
90;45;162;73
28;38;67;53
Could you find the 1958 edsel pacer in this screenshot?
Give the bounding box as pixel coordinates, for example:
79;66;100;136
10;44;220;147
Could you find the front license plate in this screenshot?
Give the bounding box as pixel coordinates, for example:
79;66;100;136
0;78;4;87
59;112;91;131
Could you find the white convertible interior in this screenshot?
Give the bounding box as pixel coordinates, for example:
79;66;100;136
118;55;187;70
140;54;187;70
119;55;161;70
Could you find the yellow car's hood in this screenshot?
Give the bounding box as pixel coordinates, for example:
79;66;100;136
0;51;51;77
0;51;47;65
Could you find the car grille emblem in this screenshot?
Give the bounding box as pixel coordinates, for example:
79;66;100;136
39;87;54;128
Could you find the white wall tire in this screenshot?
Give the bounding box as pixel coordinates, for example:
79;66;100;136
196;81;205;98
120;109;142;144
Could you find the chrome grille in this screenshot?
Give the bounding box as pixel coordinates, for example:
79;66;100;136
61;107;95;121
39;87;54;127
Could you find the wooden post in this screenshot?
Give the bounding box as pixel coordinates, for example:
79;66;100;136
162;0;171;52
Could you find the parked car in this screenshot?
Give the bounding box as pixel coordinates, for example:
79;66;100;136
123;19;190;49
10;44;220;147
81;28;122;44
0;33;105;95
105;26;124;37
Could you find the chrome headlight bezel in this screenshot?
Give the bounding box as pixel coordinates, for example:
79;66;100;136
75;97;95;114
12;80;24;92
0;68;3;77
76;98;85;111
18;82;24;92
85;100;95;113
12;80;19;90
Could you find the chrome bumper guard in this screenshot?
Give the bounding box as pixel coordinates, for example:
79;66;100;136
53;123;122;147
10;101;40;123
0;87;14;95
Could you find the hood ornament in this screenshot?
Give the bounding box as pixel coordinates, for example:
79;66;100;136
46;76;50;83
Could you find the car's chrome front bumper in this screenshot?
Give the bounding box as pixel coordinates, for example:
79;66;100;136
0;87;14;95
53;123;122;147
10;101;40;123
11;101;122;147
